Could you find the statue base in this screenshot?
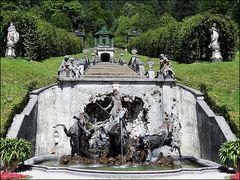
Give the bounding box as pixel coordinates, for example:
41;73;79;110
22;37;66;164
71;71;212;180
211;49;223;62
5;47;16;59
146;70;155;79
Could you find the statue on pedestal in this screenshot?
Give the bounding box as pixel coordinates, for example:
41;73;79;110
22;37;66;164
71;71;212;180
5;22;19;59
157;54;175;80
208;23;223;62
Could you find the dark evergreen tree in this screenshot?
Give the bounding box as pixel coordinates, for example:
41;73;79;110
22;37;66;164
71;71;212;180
173;0;199;21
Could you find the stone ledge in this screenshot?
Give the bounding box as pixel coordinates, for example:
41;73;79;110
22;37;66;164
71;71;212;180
197;99;215;117
7;96;38;138
24;155;220;176
214;116;237;141
7;114;25;138
30;83;58;95
177;84;203;97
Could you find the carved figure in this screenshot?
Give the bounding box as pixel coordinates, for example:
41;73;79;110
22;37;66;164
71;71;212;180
89;89;129;157
58;56;77;77
147;59;154;71
158;54;175;80
138;113;181;162
54;112;92;156
119;52;126;65
58;55;70;75
208;23;219;48
208;23;223;62
5;22;19;58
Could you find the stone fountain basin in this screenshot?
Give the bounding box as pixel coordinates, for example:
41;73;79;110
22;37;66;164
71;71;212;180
24;154;221;175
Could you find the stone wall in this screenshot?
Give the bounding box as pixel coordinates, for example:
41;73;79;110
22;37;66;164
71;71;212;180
196;99;236;162
35;81;162;156
7;94;38;155
7;81;236;162
175;84;236;162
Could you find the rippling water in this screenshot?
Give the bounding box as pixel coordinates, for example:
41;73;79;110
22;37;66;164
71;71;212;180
37;160;204;171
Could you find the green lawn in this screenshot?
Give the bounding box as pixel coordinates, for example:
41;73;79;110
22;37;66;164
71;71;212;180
1;51;239;137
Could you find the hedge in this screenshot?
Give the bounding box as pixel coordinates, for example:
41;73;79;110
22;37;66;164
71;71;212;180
0;10;82;60
129;13;238;63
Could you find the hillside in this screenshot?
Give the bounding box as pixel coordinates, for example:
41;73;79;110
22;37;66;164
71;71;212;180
1;51;239;137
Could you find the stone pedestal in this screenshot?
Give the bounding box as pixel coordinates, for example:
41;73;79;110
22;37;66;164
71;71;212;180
211;47;223;62
5;42;16;59
146;70;155;79
79;65;85;75
138;65;145;76
157;71;164;81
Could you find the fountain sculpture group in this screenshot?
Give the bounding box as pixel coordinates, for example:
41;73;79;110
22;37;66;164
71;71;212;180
55;52;182;167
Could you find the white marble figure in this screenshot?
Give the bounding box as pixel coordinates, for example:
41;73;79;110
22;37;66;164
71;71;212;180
5;22;20;58
208;23;219;49
158;54;175;80
208;23;223;62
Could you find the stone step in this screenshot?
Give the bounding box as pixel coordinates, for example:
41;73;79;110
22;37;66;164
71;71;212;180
85;63;139;77
82;74;145;78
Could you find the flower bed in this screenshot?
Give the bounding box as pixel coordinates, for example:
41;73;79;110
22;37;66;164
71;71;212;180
230;172;240;180
0;171;27;179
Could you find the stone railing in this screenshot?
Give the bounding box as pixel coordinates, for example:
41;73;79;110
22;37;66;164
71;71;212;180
128;55;145;76
128;50;175;80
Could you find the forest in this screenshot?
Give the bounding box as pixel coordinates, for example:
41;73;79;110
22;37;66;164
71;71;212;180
0;0;239;61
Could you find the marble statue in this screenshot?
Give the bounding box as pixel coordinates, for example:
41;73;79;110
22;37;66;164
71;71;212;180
58;56;78;78
54;112;92;156
5;22;19;58
119;52;126;65
158;54;175;80
209;23;219;49
145;58;155;79
208;23;223;62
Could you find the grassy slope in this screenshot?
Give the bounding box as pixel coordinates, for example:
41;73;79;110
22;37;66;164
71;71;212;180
173;52;239;136
1;51;239;136
1;55;77;136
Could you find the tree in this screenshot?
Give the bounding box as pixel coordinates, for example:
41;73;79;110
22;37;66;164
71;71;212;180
120;2;136;17
50;12;72;31
63;1;85;30
173;0;199;21
134;3;159;32
40;1;85;30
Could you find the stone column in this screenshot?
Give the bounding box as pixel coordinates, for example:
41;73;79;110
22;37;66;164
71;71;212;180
94;37;97;47
162;81;173;117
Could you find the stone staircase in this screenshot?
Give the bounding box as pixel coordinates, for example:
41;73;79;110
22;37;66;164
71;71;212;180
84;63;144;78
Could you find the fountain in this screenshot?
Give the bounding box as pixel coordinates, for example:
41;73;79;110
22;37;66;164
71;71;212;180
35;86;183;169
7;51;236;178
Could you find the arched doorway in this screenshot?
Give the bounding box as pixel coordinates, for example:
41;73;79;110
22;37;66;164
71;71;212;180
101;53;110;62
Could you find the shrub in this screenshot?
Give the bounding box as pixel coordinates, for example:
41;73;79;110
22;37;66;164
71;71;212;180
175;13;238;63
0;10;82;60
0;138;32;172
129;13;238;63
0;80;39;137
128;17;178;57
219;140;240;171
